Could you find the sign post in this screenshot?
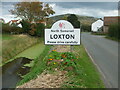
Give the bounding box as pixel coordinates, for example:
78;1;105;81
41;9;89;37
45;20;81;46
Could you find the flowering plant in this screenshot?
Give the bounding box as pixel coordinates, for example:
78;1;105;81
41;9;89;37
47;51;78;70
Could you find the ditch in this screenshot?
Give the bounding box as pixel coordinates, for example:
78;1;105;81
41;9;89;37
1;57;32;88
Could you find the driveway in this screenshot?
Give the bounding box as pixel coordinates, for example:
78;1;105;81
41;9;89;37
82;33;118;88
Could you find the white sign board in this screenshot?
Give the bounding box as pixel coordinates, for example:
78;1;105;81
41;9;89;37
45;20;80;45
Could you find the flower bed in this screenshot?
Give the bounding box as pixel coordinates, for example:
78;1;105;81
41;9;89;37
47;50;78;70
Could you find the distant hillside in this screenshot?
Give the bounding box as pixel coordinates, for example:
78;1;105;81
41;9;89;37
49;14;98;26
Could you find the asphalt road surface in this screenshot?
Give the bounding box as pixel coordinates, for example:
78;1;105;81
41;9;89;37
82;33;118;88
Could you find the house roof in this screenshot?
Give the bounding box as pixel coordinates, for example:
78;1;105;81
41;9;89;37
11;20;19;23
104;16;120;26
92;19;103;25
8;19;20;24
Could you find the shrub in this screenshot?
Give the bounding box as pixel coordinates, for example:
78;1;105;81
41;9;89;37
108;23;120;40
11;26;23;34
20;20;31;33
73;21;80;28
46;24;52;28
2;23;23;34
81;24;91;32
35;23;45;37
2;23;11;33
29;24;36;36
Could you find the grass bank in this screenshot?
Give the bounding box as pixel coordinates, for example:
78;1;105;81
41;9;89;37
1;43;45;66
2;34;40;64
105;36;120;42
17;45;52;86
61;45;105;88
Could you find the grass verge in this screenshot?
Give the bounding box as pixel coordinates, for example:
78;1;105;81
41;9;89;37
91;32;120;42
17;45;52;86
105;36;120;42
91;32;106;36
61;45;105;88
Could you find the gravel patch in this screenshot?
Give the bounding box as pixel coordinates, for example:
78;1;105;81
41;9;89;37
17;70;67;88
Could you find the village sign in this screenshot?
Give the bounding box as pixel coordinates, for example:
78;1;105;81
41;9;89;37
45;20;80;45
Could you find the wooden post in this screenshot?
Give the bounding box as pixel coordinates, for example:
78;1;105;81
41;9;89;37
70;45;73;52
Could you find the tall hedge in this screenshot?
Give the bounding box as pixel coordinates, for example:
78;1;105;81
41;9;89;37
2;23;23;34
81;24;91;32
108;23;120;40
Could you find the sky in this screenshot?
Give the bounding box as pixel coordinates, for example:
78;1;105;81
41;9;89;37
0;2;119;23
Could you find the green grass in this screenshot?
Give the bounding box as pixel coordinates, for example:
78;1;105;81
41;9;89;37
17;45;51;86
15;43;45;59
105;36;120;42
2;34;14;40
91;32;120;42
1;43;45;66
62;45;105;88
91;32;106;36
0;34;2;40
2;34;40;64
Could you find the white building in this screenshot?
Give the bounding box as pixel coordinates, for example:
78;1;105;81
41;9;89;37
0;18;5;23
91;19;103;32
8;19;22;28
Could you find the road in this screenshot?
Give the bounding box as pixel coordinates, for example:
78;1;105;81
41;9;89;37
82;33;118;88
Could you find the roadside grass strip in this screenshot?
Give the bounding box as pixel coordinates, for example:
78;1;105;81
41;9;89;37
105;36;120;42
62;45;105;88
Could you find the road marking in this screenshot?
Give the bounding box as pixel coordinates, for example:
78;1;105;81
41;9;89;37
84;47;112;88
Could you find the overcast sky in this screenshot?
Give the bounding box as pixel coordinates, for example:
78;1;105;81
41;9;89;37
0;2;119;23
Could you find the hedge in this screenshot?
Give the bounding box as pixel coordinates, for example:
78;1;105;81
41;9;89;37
108;23;120;40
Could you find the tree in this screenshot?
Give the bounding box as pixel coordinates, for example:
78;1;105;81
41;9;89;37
67;14;78;22
67;14;80;28
35;23;45;37
81;24;91;32
10;0;55;22
20;20;31;33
